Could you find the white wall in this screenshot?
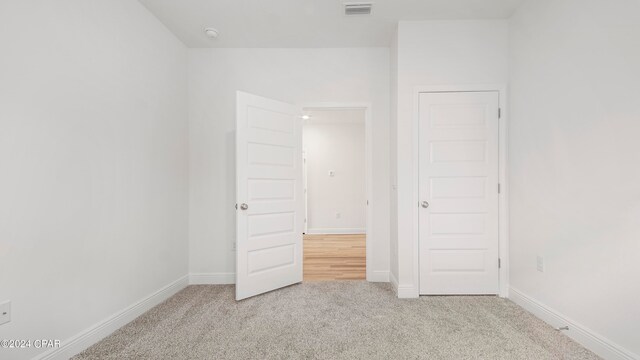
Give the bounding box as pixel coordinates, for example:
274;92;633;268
0;1;188;359
392;20;509;295
509;0;640;357
188;48;390;281
303;116;366;234
389;26;400;286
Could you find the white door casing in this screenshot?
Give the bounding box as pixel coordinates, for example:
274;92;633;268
236;91;303;300
303;149;308;234
419;91;500;295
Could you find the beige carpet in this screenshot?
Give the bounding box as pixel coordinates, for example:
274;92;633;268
74;282;599;360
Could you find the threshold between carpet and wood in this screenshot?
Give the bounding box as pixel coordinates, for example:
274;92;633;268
73;282;599;360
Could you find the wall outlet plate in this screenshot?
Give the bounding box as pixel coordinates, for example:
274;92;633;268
536;256;545;272
0;301;11;326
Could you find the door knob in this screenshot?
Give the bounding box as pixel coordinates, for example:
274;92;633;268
421;201;429;209
240;203;248;210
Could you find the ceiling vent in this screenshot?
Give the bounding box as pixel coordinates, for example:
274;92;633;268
344;3;373;16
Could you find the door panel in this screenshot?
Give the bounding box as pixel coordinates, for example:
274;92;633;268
419;91;500;295
236;91;303;300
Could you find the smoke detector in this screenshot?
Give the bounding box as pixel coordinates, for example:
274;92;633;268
204;28;219;39
344;2;373;16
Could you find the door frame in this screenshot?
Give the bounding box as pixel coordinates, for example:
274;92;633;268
413;84;509;298
302;149;308;234
299;102;374;282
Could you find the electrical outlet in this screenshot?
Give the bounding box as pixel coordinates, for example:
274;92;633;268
536;256;545;272
335;212;341;219
0;301;11;326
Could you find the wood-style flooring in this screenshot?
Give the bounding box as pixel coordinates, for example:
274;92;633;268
303;234;366;281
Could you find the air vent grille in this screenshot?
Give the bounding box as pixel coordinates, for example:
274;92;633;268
344;3;373;16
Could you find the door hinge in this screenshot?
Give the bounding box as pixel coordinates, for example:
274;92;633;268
498;108;502;119
498;183;501;194
498;258;502;269
235;203;238;210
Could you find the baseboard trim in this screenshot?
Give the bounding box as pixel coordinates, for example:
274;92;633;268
388;272;417;298
189;272;235;285
396;283;418;299
305;228;366;235
188;272;391;285
509;286;638;360
367;270;389;283
389;271;399;290
33;275;189;360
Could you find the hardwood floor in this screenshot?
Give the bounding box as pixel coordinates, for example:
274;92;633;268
303;234;366;281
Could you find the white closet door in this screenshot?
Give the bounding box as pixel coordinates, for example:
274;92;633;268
419;91;500;295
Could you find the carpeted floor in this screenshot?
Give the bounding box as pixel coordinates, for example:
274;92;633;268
73;282;599;360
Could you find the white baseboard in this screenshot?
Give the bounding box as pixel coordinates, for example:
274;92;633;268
189;272;235;284
389;271;418;298
389;272;419;299
396;284;418;299
33;275;189;360
305;228;366;235
188;272;391;285
188;272;392;285
367;270;389;282
389;271;399;289
509;287;638;360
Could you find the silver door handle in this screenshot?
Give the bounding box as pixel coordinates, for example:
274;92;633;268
421;201;429;209
240;203;248;210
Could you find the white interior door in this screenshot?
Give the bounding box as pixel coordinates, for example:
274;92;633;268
236;91;303;300
419;91;500;295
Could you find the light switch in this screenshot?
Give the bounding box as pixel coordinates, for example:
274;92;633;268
328;170;335;177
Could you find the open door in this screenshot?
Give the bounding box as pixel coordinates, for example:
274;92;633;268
236;91;303;300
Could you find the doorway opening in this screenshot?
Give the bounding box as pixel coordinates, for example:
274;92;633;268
301;107;369;281
235;93;373;299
